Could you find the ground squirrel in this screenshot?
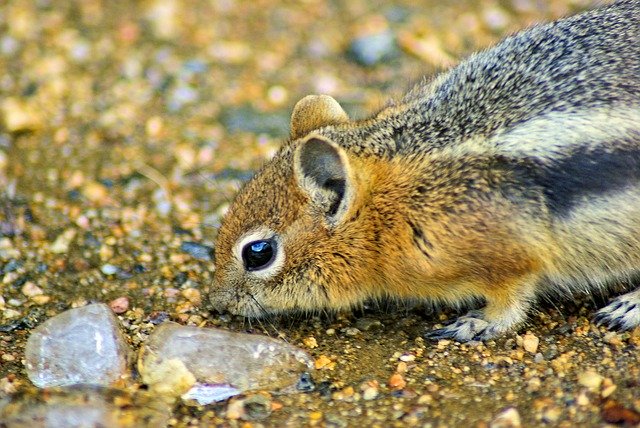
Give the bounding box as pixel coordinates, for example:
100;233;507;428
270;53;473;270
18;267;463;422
210;1;640;341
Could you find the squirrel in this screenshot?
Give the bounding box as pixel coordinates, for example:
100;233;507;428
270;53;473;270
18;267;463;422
210;0;640;341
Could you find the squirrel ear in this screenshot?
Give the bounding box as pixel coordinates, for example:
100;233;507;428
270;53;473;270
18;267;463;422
293;136;353;223
290;95;349;139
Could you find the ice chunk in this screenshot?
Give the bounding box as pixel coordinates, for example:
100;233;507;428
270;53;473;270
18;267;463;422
138;322;313;400
24;303;132;388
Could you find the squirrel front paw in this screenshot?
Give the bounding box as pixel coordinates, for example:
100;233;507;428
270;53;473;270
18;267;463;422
425;311;497;342
425;299;530;342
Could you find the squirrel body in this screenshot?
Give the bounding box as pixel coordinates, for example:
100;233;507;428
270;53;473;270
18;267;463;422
211;1;640;341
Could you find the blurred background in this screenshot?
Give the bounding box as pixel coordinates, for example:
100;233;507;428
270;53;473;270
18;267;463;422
0;0;601;232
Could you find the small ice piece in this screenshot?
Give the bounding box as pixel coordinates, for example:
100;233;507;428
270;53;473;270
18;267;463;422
181;383;241;405
138;322;313;399
25;303;132;388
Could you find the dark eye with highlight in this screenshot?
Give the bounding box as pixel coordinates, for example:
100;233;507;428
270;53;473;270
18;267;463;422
242;239;276;271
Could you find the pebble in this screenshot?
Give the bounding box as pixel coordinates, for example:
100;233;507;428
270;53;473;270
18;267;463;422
1;97;43;132
109;296;130;314
21;282;43;297
399;353;416;362
24;303;132;388
348;29;397;66
576;391;590;406
490;407;521;428
388;373;406;390
179;241;214;261
354;318;383;331
296;372;315;392
224;394;273;420
180;288;201;305
138;322;313;399
526;377;541;392
219;105;289;136
521;333;539;353
314;355;334;370
483;7;511;31
601;382;617;398
343;327;360;337
303;336;318;348
100;264;119;275
49;229;76;254
542;406;562;423
361;380;379;400
577;370;603;390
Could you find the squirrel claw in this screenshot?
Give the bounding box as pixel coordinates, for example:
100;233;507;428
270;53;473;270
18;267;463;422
425;312;491;342
594;291;640;331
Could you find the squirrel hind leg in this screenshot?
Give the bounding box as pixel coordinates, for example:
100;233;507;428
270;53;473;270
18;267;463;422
594;288;640;331
425;279;538;342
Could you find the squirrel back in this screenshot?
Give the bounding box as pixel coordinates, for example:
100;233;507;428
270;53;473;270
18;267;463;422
210;1;640;341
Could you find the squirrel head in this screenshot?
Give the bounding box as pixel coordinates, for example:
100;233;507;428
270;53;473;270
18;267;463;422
211;95;378;317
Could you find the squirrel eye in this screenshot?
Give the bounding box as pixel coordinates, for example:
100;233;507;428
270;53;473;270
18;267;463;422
241;239;275;271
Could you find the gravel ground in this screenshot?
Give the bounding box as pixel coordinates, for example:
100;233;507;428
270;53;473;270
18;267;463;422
1;0;638;426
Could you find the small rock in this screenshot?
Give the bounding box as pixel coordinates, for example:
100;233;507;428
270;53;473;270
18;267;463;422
181;288;201;305
522;333;539;353
577;370;603;390
303;336;318;349
483;7;511;31
526;377;541;393
296;372;315;392
314;355;333;370
361;380;379;400
576;391;590;406
21;282;43;297
138;322;313;399
148;311;170;325
343;327;360;337
601;384;617;398
49;229;77;254
541;406;562;423
224;393;273;420
238;394;272;421
100;264;119;275
108;297;129;314
388;373;406;390
355;318;383;331
418;394;433;404
349;29;397;66
399;353;416;362
332;386;355;401
25;303;132;388
180;241;214;261
1;97;43;132
490;407;521;428
82;181;109;203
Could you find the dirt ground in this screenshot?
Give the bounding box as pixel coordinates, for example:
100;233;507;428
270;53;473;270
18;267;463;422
1;0;638;426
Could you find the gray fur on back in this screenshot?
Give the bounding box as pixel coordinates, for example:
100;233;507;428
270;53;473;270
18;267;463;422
319;0;640;156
